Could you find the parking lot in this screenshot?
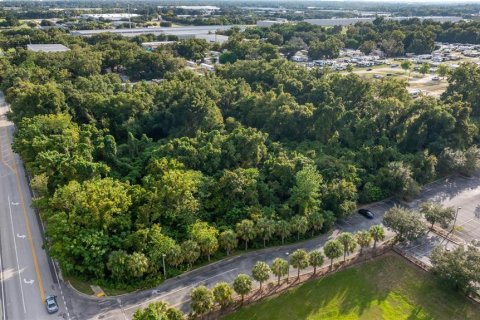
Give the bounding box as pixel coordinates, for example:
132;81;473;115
398;232;458;265
339;173;480;265
337;199;397;234
408;173;480;243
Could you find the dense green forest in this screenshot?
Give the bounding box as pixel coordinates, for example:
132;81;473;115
1;23;479;289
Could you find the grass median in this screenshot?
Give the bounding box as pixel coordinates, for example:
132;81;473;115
225;254;480;320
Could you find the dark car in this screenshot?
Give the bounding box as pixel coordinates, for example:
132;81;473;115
46;295;59;314
358;209;374;219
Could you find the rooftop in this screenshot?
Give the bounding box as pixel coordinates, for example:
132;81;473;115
26;44;70;53
71;25;239;37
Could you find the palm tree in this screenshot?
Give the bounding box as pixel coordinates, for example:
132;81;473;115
190;286;214;318
219;229;238;255
212;282;233;310
233;274;252;304
369;225;385;250
290;215;309;241
308;212;324;237
337;232;357;261
236;219;256;250
271;258;289;285
251;261;271;291
323;239;343;268
355;230;372;255
166;244;183;268
256;217;275;248
181;240;200;267
289;249;309;279
309;250;324;274
276;220;291;244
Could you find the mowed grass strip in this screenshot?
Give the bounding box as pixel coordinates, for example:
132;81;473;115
225;255;480;320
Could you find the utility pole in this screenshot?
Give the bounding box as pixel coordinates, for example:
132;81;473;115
162;253;167;279
452;207;462;233
128;3;132;29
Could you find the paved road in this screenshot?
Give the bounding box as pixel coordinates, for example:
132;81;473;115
409;172;480;243
398;172;480;265
0;95;75;319
80;200;398;320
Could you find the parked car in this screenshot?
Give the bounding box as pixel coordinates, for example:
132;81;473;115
358;209;374;219
45;295;59;314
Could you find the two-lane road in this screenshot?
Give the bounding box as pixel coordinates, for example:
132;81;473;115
0;94;71;320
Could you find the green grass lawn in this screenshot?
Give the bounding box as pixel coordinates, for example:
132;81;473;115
64;275;95;295
225;255;480;320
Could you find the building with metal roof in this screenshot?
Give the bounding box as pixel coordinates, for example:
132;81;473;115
26;44;70;53
70;25;239;38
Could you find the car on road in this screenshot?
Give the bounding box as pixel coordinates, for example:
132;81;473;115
46;295;59;314
432;76;440;81
366;68;373;71
373;74;383;79
358;209;374;219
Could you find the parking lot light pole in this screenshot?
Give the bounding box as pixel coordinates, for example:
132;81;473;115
452;207;462;233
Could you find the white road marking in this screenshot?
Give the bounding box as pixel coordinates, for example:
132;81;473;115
123;267;239;311
23;279;34;285
0;238;6;320
117;299;128;320
172;299;190;308
7;195;26;313
28;172;72;320
16;234;26;239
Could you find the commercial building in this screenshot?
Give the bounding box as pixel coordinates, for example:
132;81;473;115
141;34;228;50
71;25;238;38
256;19;288;27
26;44;70;53
158;5;220;15
80;13;140;21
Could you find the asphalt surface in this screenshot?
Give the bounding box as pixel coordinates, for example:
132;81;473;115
408;172;480;243
0;95;74;320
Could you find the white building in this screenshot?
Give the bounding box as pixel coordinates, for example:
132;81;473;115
71;25;237;38
27;44;70;53
291;55;309;62
256;19;288;27
80;13;140;21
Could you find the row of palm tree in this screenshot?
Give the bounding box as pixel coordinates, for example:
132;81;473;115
189;224;386;318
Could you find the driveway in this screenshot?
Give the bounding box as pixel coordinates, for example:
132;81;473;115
407;172;480;243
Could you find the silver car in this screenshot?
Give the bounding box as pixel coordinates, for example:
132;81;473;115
46;295;59;314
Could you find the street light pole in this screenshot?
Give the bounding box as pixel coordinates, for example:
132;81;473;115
162;253;167;279
451;206;462;233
